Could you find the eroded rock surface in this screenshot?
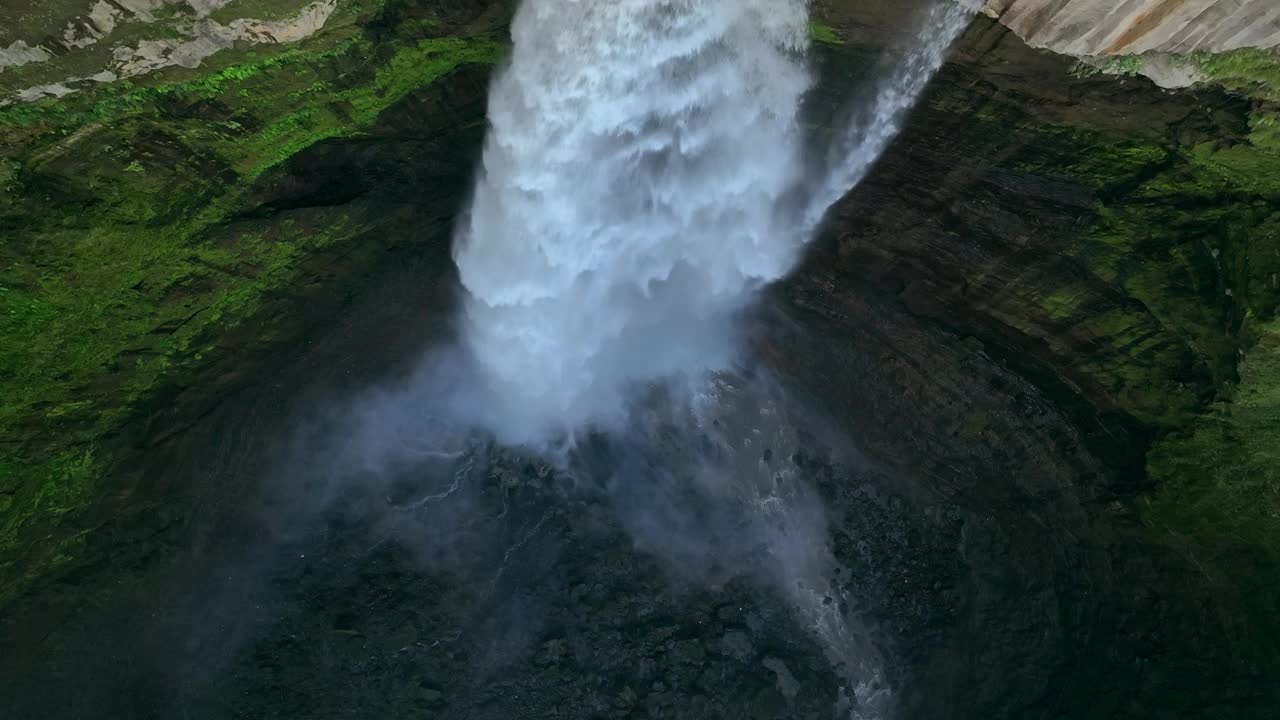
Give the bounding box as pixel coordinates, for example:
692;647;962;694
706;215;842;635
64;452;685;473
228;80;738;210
0;0;341;105
984;0;1280;55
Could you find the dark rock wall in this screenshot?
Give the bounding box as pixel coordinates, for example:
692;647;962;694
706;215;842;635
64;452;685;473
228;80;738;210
769;15;1279;716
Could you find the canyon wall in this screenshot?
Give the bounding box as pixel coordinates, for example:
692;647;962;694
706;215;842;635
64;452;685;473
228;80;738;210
983;0;1280;55
1;2;1278;717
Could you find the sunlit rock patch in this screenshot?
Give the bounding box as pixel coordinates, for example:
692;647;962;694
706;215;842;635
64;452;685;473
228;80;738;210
1;0;342;105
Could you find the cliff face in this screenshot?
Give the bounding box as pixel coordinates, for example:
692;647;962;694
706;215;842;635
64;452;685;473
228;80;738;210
0;0;506;607
1;1;344;103
981;0;1280;92
983;0;1280;55
1;2;1279;718
790;15;1280;714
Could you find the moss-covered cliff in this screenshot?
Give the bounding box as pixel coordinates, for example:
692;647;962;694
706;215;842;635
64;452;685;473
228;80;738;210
794;11;1280;711
0;0;507;607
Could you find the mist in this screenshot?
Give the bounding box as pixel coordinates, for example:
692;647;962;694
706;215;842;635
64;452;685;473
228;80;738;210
450;0;809;445
205;1;980;717
452;0;977;448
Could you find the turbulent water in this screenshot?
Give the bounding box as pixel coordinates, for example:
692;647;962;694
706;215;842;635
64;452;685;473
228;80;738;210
446;1;978;712
454;0;976;446
453;0;811;444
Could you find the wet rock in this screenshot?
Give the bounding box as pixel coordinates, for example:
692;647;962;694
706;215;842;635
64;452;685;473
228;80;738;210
763;657;800;701
717;631;754;662
752;687;788;719
670;639;707;665
535;637;568;666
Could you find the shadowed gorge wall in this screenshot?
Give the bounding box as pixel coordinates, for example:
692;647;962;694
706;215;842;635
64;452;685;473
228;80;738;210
781;15;1280;713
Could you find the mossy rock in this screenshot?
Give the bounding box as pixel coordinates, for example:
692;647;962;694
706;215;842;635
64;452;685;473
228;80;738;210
0;0;504;609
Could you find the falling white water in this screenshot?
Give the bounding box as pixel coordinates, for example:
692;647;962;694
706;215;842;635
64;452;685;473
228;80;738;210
453;0;810;444
806;0;981;225
446;3;980;714
453;0;978;445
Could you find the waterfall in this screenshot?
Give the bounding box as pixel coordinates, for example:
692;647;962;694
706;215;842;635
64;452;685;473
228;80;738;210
452;0;977;445
806;0;981;226
442;2;981;714
453;0;811;445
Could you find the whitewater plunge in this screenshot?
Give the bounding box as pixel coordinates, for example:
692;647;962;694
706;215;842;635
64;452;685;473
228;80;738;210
453;0;977;445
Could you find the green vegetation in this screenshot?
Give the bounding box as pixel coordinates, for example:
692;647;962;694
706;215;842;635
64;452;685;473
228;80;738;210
0;0;501;607
1144;315;1280;659
1002;133;1243;427
209;0;331;24
1;34;498;177
1069;54;1146;79
1093;54;1146;77
0;0;119;49
935;50;1280;664
809;23;843;46
1190;47;1280;102
970;66;1280;596
1146;317;1280;561
1072;48;1280;162
1036;63;1280;653
1186;141;1280;196
1101;54;1146;76
1182;48;1280;157
826;35;1280;592
1250;110;1280;152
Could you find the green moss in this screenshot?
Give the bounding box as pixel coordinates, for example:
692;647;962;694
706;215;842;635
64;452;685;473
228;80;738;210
1068;61;1102;80
2;2;215;99
1069;54;1146;80
998;129;1258;425
1;33;498;178
0;1;404;102
1144;317;1280;660
0;203;387;609
354;37;500;118
967;63;1280;661
0;2;502;607
1147;319;1280;552
1152;49;1280;192
1250;110;1280;152
0;0;98;41
809;23;843;46
0;447;96;557
1089;55;1146;77
1104;55;1145;76
232;36;500;178
1187;141;1280;198
209;0;395;24
1191;47;1280;103
209;0;325;23
1014;137;1169;194
1027;52;1280;655
2;39;350;132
